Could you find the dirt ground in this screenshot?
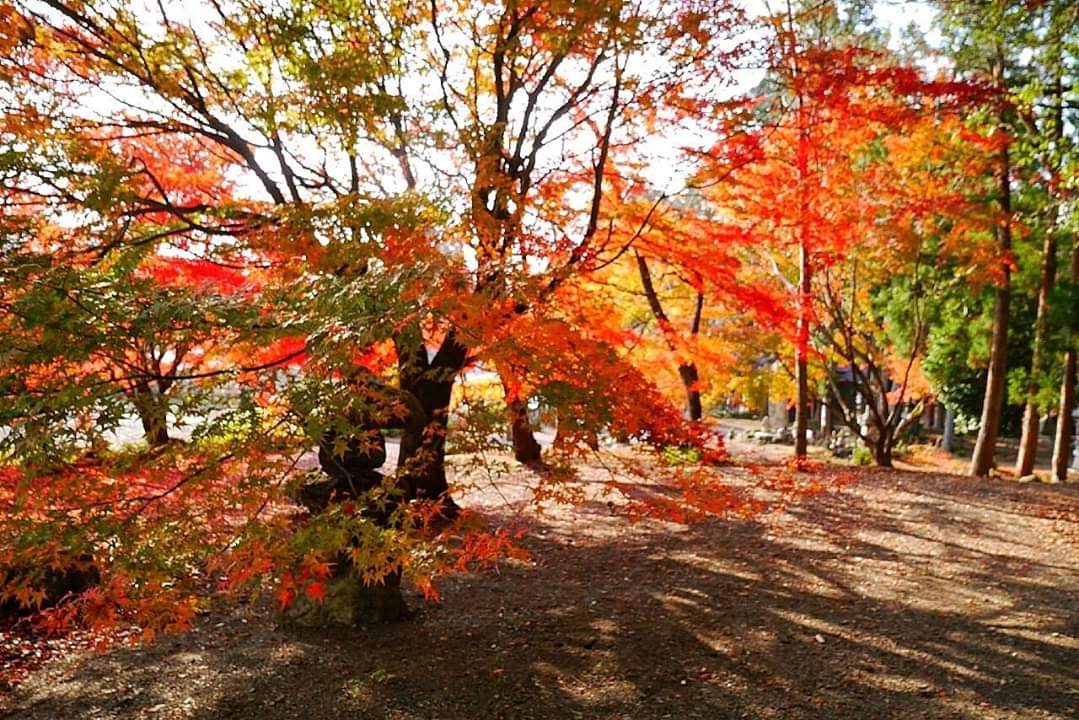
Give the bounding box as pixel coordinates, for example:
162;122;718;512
3;449;1078;720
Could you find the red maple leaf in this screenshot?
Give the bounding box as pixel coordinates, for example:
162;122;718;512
304;582;326;604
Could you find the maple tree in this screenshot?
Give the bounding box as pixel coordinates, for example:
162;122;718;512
704;1;900;459
589;187;788;424
690;1;1003;467
811;123;999;466
0;0;761;632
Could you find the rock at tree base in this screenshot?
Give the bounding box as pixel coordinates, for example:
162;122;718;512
278;573;406;627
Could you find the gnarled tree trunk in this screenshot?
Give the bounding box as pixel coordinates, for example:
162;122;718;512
394;328;468;512
130;384;170;447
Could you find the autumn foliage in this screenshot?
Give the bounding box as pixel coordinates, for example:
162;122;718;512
0;0;1072;644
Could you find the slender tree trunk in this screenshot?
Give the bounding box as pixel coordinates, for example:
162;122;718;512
794;242;811;458
1015;231;1057;476
1016;66;1065;477
677;363;703;421
1051;242;1079;481
680;290;705;421
821;389;833;441
634;253;706;422
970;82;1013;478
942;406;956;454
969;245;1011;477
496;364;542;463
793;52;812;459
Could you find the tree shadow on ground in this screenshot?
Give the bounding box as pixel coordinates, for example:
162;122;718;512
7;469;1078;720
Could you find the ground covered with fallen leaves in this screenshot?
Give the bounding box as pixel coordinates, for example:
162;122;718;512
3;452;1078;720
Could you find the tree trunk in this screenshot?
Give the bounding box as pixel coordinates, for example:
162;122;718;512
793;67;812;460
969;251;1011;477
132;387;170;447
398;375;454;499
1051;241;1078;482
1016;65;1065;477
677;363;703;421
794;242;811;458
873;435;893;468
820;391;833;442
1015;229;1057;476
508;397;542;463
394;329;468;512
496;364;542;464
634;253;706;423
970;88;1012;478
942;406;956;454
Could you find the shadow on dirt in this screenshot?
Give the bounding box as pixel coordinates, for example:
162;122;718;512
7;469;1078;720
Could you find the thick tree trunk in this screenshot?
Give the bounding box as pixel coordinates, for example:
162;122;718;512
132;387;170;447
873;437;893;468
143;418;170;447
297;383;421;625
1051;242;1078;482
398;375;455;499
970;99;1012;478
394;329;468;512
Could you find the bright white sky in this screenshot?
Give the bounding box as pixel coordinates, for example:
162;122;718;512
873;0;939;47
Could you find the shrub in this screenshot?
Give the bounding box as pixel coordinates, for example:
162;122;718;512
851;446;873;466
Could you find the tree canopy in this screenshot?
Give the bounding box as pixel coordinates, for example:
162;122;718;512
1;0;1076;636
